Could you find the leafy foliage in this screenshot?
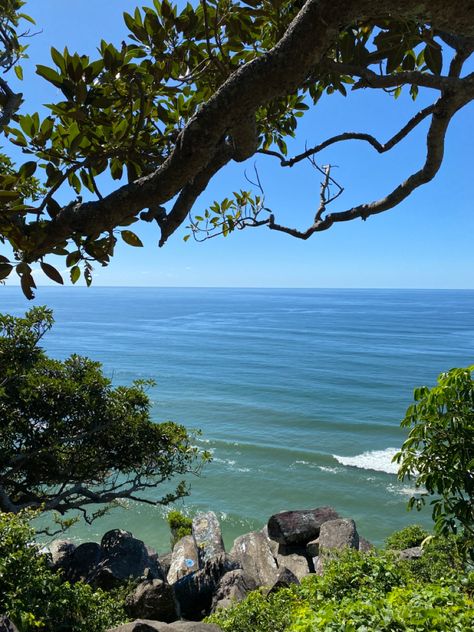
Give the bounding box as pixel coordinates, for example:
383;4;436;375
167;508;193;547
0;1;472;296
208;543;474;632
0;511;127;631
0;307;207;526
384;524;430;550
395;366;474;556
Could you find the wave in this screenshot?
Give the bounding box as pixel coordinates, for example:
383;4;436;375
333;447;400;474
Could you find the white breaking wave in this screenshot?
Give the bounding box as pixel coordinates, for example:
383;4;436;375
333;448;400;474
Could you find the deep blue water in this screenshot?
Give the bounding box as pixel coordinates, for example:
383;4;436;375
2;287;473;551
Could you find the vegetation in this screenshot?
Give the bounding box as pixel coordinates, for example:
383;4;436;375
167;508;193;547
0;1;473;296
384;524;430;550
395;366;474;557
0;511;127;631
0;306;207;526
208;532;474;632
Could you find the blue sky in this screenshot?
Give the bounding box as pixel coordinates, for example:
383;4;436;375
5;0;474;289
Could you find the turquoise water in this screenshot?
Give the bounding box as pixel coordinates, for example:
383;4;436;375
2;287;473;552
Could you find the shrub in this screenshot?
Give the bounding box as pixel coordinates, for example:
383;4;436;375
0;511;127;632
385;524;430;550
167;509;193;547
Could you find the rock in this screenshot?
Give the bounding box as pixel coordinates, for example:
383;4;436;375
125;579;178;623
0;616;20;632
47;539;76;571
267;507;340;546
192;512;225;565
106;622;168;632
266;567;300;596
315;518;359;574
398;546;423;560
211;569;258;611
273;547;310;580
91;529;163;589
159;552;173;579
167;535;199;584
230;530;278;587
358;536;374;552
62;541;102;583
173;554;237;620
306;538;319;557
170;624;222;631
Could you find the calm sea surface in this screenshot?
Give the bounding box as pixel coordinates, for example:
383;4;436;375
2;287;473;551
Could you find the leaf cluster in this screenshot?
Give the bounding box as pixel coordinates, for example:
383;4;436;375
0;510;127;631
0;307;206;522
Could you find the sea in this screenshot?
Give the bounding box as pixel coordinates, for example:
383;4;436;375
2;287;473;552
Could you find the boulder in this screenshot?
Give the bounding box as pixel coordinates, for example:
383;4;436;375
230;530;278;587
266;567;300;596
47;539;76;571
267;507;340;546
125;579;178;623
358;536;374;553
106;622;221;632
315;518;359;574
91;529;163;589
273;547;310;580
211;569;258;611
159;552;173;579
306;538;319;558
173;554;237;620
0;617;19;632
398;546;423;560
192;512;225;565
167;536;199;584
61;541;102;583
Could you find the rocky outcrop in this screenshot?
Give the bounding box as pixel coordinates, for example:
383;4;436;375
267;507;340;546
106;622;222;632
167;536;199;584
192;512;225;565
125;579;178;623
315;518;360;574
211;568;258;612
398;546;423;560
48;539;76;571
266;567;300;596
59;541;102;583
230;530;278;587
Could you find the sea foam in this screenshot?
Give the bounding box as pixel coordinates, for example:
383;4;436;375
333;447;400;474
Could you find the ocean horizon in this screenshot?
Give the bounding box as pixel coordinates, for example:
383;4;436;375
2;286;473;551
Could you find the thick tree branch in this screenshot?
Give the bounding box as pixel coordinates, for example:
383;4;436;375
266;88;471;239
20;0;474;260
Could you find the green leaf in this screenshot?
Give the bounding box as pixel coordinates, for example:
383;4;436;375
19;161;37;179
70;265;81;284
40;262;64;285
14;66;23;80
121;230;143;247
0;190;20;201
36;65;64;88
0;263;13;280
424;44;442;75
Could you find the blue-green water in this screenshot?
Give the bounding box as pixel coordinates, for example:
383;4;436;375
2;287;473;551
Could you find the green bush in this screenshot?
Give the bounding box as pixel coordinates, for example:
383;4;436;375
0;511;127;632
207;544;474;632
384;524;430;550
167;509;193;547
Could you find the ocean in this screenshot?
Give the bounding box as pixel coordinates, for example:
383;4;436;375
2;287;473;552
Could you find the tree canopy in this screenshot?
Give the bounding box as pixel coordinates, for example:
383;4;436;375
0;0;473;296
0;306;206;525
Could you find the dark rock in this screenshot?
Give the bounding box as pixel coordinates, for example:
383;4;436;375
91;529;163;589
230;530;278;587
267;507;340;546
125;579;178;623
192;512;225;565
306;538;319;557
106;622;172;632
47;539;76;572
167;535;199;584
0;616;19;632
173;554;237;620
159;552;173;579
266;567;300;596
62;541;102;583
315;518;359;574
398;546;423;560
211;569;258;612
358;536;374;552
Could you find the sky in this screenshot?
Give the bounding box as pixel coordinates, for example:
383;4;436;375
4;0;474;289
